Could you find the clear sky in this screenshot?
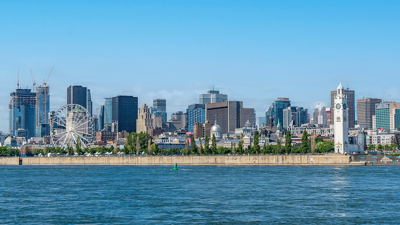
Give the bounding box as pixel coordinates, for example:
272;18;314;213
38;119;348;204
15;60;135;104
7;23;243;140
1;0;399;132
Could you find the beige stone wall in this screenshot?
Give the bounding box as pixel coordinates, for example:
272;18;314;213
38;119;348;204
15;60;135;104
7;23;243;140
0;157;20;165
13;155;350;166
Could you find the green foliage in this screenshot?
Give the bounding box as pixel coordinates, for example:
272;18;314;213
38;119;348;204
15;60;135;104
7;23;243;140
254;131;260;154
368;144;376;150
277;139;282;154
315;141;334;153
198;138;203;155
377;144;384;150
190;136;197;155
397;126;400;131
25;146;31;156
301;130;309;154
285;130;292;154
211;134;217;155
204;135;210;155
237;140;243;154
76;137;82;154
125;132;153;154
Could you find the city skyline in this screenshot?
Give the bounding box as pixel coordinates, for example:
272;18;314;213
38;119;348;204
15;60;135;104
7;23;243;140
1;1;400;132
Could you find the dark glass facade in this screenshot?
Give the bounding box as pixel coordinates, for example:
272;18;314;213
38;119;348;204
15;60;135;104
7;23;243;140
112;96;138;133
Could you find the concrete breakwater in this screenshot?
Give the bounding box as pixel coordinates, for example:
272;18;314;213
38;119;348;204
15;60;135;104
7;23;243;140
0;155;354;166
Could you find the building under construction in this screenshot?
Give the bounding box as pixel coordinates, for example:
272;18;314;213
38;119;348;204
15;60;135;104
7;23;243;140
9;89;37;138
36;84;50;137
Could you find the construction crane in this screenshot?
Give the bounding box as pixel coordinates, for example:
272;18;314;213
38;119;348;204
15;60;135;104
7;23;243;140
43;66;54;124
17;69;19;89
30;68;36;92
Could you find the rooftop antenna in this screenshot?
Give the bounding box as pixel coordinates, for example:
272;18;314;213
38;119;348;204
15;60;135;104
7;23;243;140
17;69;19;89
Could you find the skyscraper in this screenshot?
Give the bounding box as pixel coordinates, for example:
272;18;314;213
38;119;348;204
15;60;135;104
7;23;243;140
153;99;166;112
152;99;167;124
104;98;112;125
136;104;153;133
331;88;355;128
199;89;228;104
265;98;291;127
67;85;87;108
112;96;138;133
283;106;308;129
313;106;327;127
99;105;105;130
373;102;400;131
9;89;36;138
357;98;382;129
186;104;205;132
87;89;93;116
206;101;254;134
35;85;50;137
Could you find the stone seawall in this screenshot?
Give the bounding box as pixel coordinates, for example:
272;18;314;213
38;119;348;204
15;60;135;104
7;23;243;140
0;155;352;166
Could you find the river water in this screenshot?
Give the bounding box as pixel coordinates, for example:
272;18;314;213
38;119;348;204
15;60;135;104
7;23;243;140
1;165;399;224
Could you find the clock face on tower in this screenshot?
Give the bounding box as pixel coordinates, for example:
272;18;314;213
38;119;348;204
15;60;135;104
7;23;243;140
336;103;341;109
343;103;347;110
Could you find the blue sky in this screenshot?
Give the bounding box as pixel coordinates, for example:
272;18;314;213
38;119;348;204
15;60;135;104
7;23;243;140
0;0;399;132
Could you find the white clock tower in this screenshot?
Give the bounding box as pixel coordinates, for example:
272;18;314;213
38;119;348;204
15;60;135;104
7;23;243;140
334;82;349;154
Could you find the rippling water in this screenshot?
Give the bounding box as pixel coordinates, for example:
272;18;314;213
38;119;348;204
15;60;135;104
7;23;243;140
1;165;399;224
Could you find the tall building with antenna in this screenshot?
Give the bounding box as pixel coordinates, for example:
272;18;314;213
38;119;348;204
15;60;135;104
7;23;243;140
199;87;228;104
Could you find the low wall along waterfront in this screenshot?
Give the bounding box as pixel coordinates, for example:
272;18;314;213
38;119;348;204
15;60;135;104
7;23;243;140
0;155;355;166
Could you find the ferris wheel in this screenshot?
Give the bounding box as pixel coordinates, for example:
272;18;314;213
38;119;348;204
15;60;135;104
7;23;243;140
50;104;94;149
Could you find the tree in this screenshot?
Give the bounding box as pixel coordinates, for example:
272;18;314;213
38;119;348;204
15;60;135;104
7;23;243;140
285;130;292;154
204;135;210;155
24;146;31;156
198;138;203;155
148;139;152;155
254;131;260;154
191;136;197;154
301;130;309;154
238;140;243;154
240;133;244;140
368;144;376;150
76;137;82;154
277;139;282;154
232;142;236;154
397;126;400;131
185;139;189;155
211;134;217;154
377;144;384;151
136;136;140;154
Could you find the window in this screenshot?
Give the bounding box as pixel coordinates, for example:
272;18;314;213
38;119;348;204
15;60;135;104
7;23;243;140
337;117;341;122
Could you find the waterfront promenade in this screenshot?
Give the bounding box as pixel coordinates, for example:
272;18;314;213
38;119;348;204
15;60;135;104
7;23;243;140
0;154;363;166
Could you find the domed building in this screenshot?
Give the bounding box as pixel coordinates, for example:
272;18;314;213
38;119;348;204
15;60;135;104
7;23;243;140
211;122;222;140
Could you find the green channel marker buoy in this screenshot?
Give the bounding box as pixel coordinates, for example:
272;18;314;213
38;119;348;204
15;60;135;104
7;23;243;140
173;163;178;171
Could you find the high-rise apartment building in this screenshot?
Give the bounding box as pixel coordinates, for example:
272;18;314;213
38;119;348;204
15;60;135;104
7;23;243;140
186;104;205;132
35;85;50;137
373;102;400;131
112;96;138;133
265;98;291;127
205;101;254;134
331;88;355;128
136;104;153;133
9;89;37;138
357;98;382;129
199;89;228;104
